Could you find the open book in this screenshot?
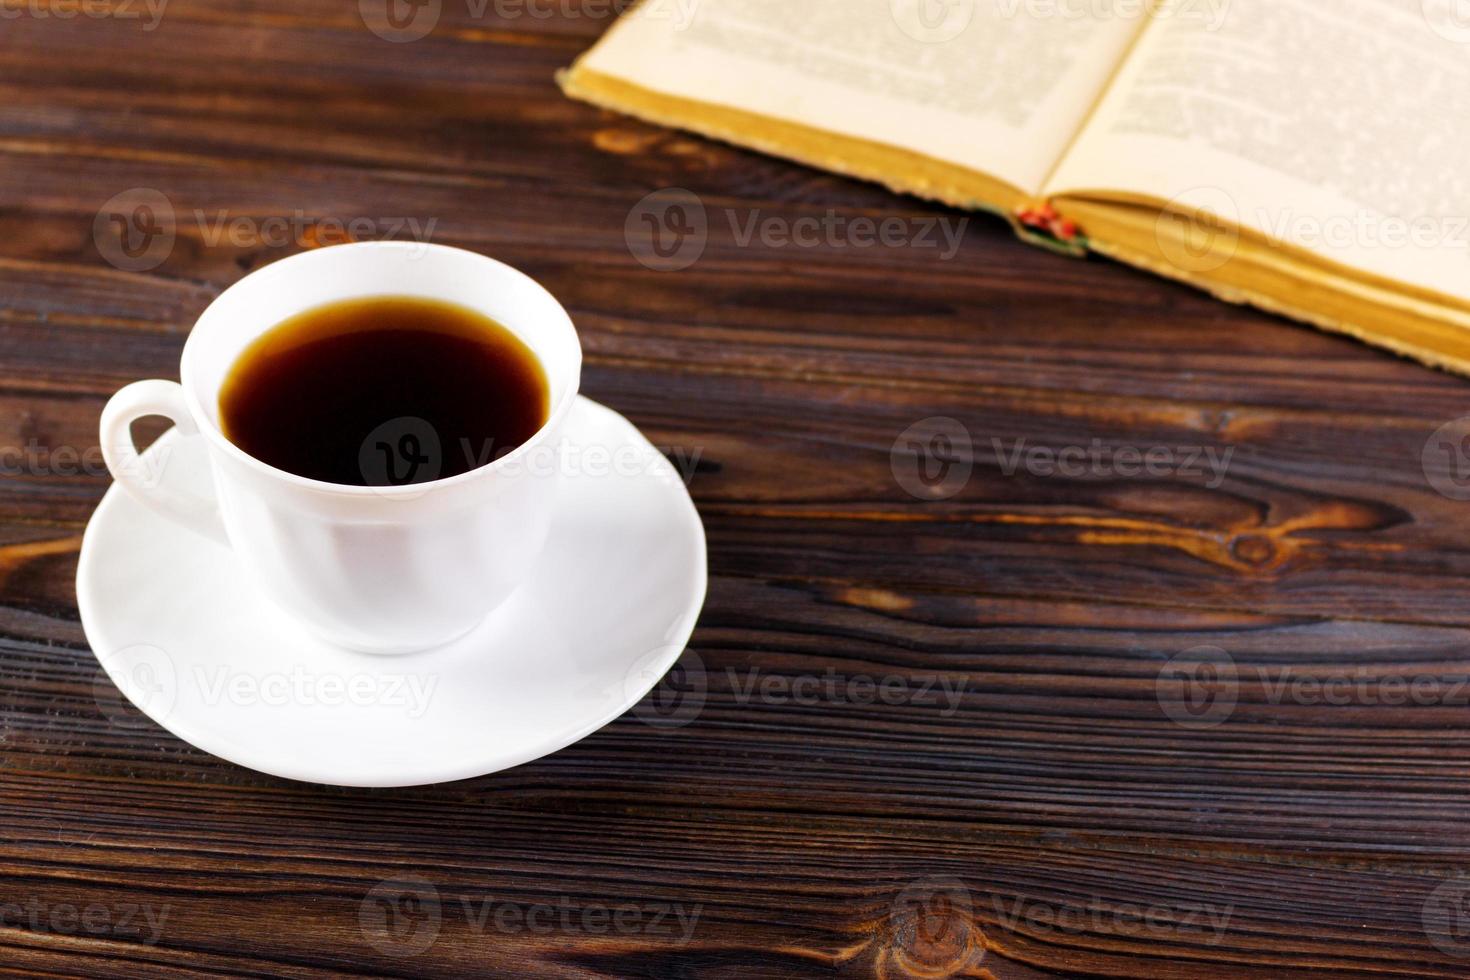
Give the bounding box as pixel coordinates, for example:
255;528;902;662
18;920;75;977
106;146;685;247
560;0;1470;373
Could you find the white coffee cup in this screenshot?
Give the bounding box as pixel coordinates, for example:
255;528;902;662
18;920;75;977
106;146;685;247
99;242;583;654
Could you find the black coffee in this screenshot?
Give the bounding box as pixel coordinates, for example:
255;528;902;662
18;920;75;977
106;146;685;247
219;295;548;486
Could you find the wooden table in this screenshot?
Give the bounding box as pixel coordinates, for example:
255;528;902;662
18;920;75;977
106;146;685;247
5;3;1470;977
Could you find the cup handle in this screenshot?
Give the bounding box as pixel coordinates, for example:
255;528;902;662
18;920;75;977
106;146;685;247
100;380;229;546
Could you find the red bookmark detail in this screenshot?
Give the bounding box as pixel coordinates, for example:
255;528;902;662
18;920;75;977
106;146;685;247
1016;202;1081;243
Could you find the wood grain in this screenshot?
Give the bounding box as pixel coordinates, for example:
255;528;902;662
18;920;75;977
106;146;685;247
3;2;1470;977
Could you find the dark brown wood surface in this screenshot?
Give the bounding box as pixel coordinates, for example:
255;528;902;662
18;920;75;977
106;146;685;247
4;3;1470;977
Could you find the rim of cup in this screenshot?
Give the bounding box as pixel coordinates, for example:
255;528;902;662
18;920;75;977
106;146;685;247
178;241;582;499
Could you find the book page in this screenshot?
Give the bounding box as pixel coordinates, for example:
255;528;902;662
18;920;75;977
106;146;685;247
1046;0;1470;301
575;0;1146;197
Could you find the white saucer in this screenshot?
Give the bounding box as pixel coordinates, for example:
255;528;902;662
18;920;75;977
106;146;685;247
77;396;707;787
